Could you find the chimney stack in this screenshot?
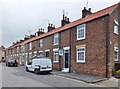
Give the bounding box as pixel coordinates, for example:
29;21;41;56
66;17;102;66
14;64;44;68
61;14;70;26
24;35;30;40
82;7;92;18
47;23;55;32
37;28;45;36
30;34;36;38
20;40;24;43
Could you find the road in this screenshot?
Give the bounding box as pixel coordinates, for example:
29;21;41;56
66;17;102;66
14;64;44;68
1;63;101;87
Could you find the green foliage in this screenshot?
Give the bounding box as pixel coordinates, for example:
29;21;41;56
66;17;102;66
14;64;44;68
116;70;120;74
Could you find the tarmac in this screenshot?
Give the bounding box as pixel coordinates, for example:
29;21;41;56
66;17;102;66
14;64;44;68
52;71;120;88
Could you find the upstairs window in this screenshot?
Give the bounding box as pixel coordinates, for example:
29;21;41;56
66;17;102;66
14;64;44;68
77;24;86;40
17;47;19;52
54;33;59;45
114;20;119;35
29;42;32;50
39;39;43;48
114;47;119;62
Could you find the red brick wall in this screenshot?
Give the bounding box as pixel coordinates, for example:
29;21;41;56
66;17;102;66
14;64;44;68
60;30;70;70
108;7;119;77
70;16;108;77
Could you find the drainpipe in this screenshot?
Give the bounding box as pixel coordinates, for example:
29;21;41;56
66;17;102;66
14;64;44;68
105;15;110;78
69;28;72;72
59;32;61;71
118;3;120;63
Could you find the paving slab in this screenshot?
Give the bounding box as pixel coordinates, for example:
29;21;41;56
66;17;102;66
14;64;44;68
52;71;107;83
96;77;119;88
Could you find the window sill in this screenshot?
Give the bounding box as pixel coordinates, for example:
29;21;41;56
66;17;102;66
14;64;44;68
76;61;85;63
53;44;59;46
77;37;86;41
114;60;118;62
53;61;59;63
114;32;118;35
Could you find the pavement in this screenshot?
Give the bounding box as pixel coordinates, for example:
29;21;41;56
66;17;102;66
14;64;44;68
52;71;120;87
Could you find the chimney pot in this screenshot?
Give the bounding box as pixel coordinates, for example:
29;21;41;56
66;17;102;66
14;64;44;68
82;7;92;18
48;23;55;32
65;16;67;21
89;8;91;12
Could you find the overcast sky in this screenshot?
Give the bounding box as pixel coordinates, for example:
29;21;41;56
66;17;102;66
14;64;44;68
1;0;120;48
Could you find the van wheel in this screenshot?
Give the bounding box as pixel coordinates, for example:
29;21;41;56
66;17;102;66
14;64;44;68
26;67;29;72
47;71;50;74
35;69;39;74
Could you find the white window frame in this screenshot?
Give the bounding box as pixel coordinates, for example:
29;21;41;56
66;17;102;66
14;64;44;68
76;47;85;63
45;50;50;57
114;47;119;62
29;42;32;50
77;24;86;40
17;47;19;52
39;39;43;48
53;48;59;63
54;33;59;45
114;20;119;35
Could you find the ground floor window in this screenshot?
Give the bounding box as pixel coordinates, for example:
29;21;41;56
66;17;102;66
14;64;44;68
46;51;49;57
29;53;32;62
76;47;85;63
38;51;44;58
114;47;118;61
53;51;59;62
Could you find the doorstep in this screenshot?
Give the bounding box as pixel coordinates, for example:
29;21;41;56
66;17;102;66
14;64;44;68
52;71;107;83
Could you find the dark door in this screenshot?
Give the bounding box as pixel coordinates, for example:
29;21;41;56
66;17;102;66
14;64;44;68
64;50;69;68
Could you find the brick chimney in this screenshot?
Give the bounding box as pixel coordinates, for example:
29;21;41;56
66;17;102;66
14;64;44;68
48;23;55;32
30;34;36;38
82;7;92;18
20;40;24;43
61;15;70;26
24;35;30;40
37;28;45;36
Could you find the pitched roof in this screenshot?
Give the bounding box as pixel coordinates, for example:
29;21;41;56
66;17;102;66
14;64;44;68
17;3;118;46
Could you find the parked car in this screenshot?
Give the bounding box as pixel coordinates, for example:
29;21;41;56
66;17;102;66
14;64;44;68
6;59;18;67
26;57;52;74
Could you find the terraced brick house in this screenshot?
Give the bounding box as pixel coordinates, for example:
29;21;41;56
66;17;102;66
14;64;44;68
5;3;120;78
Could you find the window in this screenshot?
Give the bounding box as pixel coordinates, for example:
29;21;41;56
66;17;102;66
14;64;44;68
17;47;19;52
29;42;32;50
114;47;118;61
46;51;49;57
53;50;59;62
114;20;119;35
77;24;86;40
76;47;85;63
39;39;43;48
29;52;32;61
54;33;59;45
34;51;37;56
38;51;44;57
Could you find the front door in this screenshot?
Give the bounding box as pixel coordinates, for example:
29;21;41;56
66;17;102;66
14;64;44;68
64;50;69;68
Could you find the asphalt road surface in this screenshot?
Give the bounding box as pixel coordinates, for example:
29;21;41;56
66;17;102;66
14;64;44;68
1;63;102;87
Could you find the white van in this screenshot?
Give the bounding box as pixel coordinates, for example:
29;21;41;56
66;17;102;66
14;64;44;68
26;57;52;74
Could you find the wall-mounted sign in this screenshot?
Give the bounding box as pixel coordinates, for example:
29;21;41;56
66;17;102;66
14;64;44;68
59;49;63;56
